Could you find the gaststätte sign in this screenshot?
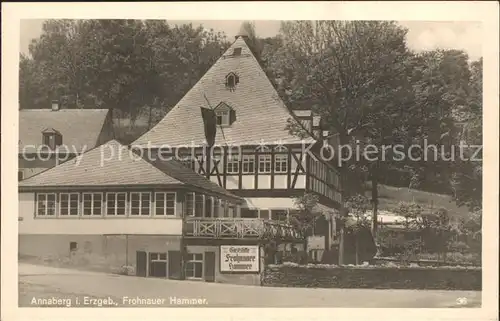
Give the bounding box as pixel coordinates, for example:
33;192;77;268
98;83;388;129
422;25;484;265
220;245;259;273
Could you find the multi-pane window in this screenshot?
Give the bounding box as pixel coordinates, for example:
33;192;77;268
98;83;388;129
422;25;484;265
106;192;127;216
258;155;272;173
36;193;56;217
130;192;151;216
185;253;203;279
185;192;195;216
195;194;204;217
216;110;230;126
59;193;79;216
242;155;255;174
226;155;239;174
82;193;103;216
155;192;176;216
274;155;288;173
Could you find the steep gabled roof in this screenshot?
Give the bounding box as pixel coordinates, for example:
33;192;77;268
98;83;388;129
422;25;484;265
19;140;242;202
133;36;314;148
19;109;110;153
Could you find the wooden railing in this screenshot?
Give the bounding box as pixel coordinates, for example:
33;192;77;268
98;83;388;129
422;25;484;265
184;218;303;241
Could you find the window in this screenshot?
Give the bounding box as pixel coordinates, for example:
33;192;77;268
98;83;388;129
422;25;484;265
42;130;62;150
214;198;223;217
59;193;79;216
195;194;204;217
271;209;288;222
106;192;127;216
70;242;78;252
241;208;259;218
232;47;242;56
274;154;288;173
185;253;203;279
36;193;56;217
82;193;103;216
226;154;239;174
185;192;195;216
155;192;176;216
204;196;213;218
178;158;196;171
130;192;151;216
225;72;239;90
242;155;255;174
259;209;270;220
216;110;230;126
227;205;235;218
258;155;272;173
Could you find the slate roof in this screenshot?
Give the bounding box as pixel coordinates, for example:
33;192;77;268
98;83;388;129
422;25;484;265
19;109;110;153
133;36;315;148
19;140;242;202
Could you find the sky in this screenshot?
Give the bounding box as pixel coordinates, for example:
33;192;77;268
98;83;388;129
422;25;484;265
19;20;482;60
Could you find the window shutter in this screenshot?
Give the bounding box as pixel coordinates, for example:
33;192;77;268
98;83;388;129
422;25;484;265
168;251;182;280
229;109;236;125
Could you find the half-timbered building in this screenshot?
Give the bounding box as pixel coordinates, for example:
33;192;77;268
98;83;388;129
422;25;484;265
133;34;343;253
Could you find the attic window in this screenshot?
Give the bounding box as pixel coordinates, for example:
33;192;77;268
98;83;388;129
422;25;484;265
232;48;242;56
42;128;62;150
225;72;239;91
215;102;235;127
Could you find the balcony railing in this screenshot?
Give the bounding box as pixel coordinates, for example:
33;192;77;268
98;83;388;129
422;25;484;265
183;218;303;241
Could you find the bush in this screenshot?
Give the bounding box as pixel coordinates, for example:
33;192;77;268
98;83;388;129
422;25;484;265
119;265;135;276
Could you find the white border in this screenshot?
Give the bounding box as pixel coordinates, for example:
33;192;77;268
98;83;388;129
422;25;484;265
2;2;498;321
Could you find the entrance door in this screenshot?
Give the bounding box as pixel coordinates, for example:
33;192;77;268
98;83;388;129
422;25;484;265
204;251;216;282
149;252;167;278
136;251;147;277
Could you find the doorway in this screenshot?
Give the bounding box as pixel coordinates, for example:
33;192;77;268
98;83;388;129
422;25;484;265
149;252;167;278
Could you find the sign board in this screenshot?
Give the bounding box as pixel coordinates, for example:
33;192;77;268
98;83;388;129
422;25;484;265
220;245;260;273
307;236;325;250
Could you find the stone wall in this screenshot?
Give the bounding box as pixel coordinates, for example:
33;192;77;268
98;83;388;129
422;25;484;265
261;263;481;290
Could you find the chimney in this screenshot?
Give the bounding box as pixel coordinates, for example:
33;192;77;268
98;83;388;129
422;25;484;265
51;100;60;111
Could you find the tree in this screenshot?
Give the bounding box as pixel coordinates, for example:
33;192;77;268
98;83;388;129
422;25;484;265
267;21;416;243
19;19;230;134
289;193;323;262
344;194;371;264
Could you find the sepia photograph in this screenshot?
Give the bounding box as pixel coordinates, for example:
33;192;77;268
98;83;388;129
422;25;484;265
1;2;499;321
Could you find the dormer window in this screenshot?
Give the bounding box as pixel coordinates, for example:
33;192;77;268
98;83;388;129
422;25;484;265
42;128;62;150
216;110;230;126
225;72;239;91
214;102;235;127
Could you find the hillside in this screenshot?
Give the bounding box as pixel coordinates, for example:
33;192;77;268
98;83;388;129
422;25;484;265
365;183;470;218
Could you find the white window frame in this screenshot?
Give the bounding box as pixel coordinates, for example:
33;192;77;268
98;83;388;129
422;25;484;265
185;192;195;217
105;192;127;216
258;154;272;174
130;192;151;217
82;192;103;217
36;193;57;217
185;253;204;280
226;154;239;174
59;193;80;217
242;155;255;174
274;154;288;174
215;110;230;126
154;192;176;216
